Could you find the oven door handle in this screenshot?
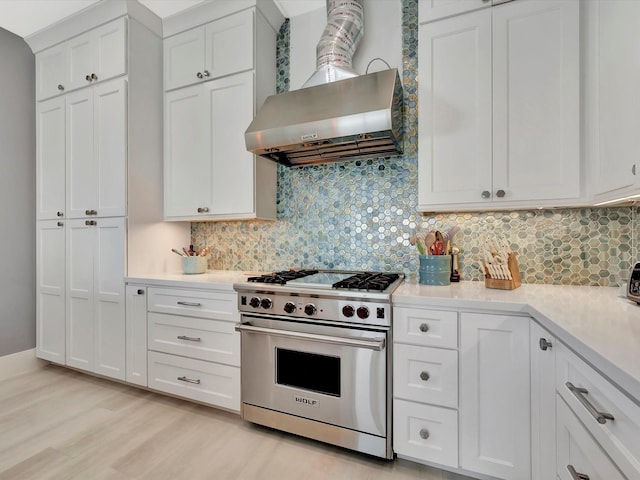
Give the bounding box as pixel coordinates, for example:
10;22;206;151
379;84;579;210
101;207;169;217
235;323;386;351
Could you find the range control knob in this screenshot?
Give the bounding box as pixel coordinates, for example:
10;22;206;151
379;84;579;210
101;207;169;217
304;304;317;316
342;305;355;318
357;306;370;319
260;298;273;309
249;297;261;308
284;302;297;314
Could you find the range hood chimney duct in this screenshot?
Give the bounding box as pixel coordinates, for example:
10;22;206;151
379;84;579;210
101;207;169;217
245;0;404;167
303;0;364;88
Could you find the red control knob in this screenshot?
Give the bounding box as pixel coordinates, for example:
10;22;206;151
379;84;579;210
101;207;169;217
304;304;317;316
357;306;370;319
342;305;355;318
260;298;273;309
249;297;261;308
284;302;296;314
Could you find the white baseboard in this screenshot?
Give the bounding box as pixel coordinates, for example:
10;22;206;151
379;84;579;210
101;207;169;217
0;349;46;381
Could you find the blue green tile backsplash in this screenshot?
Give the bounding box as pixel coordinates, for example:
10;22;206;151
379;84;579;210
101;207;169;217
191;0;638;287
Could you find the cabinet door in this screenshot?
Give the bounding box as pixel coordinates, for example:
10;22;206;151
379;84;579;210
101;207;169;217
591;0;640;200
164;27;205;91
164;84;210;218
530;323;557;480
125;285;147;386
93;217;126;381
205;9;254;79
66;219;95;372
459;313;531;480
556;395;626;480
92;18;127;84
492;0;580;203
36;220;66;364
66;89;95;219
67;30;95;91
36;44;67;101
36;97;66;220
93;78;127;217
208;71;255;216
418;10;492;208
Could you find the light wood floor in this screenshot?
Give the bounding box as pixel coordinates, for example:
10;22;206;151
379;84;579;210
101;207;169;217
0;365;472;480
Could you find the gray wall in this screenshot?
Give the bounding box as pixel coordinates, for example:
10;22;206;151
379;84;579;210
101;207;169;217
0;28;35;356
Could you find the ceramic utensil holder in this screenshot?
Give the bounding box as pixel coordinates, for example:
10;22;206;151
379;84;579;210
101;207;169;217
182;256;207;274
419;255;451;286
484;252;522;290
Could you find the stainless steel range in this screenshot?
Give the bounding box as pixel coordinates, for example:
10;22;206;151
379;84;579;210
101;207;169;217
233;270;403;460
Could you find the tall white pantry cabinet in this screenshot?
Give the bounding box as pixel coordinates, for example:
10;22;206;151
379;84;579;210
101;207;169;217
31;1;189;381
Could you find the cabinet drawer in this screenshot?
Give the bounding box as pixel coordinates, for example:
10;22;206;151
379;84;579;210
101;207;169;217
394;344;458;408
556;394;625;480
148;312;239;366
148;287;238;321
556;342;640;479
393;398;458;468
148;351;240;412
393;308;458;348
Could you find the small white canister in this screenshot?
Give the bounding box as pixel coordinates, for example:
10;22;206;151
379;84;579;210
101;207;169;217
182;256;207;274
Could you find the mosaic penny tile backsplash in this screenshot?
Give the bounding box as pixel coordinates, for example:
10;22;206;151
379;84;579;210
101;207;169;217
192;1;639;287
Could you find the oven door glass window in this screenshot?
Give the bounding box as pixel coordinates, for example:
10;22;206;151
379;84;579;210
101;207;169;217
276;348;341;397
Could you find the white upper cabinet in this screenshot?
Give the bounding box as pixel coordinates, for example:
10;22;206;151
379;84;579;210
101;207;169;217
587;0;640;203
418;0;580;212
66;78;127;219
419;0;511;23
35;17;126;101
36;97;66;220
164;9;254;91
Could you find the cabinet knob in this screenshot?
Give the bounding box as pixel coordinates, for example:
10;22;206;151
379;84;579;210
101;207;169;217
481;190;491;199
567;465;590;480
57;84;64;91
539;337;552;351
85;220;97;226
420;371;430;382
91;73;98;81
496;189;506;198
57;221;64;227
419;428;430;440
196;72;204;79
85;209;97;216
419;323;429;333
57;211;64;217
197;207;210;213
85;74;92;82
137;289;144;295
203;70;210;77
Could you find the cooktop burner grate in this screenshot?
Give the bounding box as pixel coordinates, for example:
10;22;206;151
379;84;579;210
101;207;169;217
332;272;401;291
247;270;319;285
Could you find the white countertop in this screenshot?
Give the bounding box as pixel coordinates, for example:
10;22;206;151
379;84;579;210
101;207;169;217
394;281;640;404
126;270;259;292
125;271;640;404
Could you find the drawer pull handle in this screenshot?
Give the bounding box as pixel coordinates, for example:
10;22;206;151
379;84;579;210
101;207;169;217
565;382;614;424
177;335;201;342
567;465;590;480
420;371;430;381
177;301;202;307
419;323;429;333
419;428;429;440
177;376;201;385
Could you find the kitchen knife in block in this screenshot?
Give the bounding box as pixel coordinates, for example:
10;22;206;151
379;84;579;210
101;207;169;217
484;252;522;290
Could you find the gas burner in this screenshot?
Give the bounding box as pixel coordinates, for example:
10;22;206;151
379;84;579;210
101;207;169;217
247;269;319;285
333;272;401;291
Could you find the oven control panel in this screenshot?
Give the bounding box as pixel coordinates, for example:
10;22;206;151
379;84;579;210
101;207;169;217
238;294;391;326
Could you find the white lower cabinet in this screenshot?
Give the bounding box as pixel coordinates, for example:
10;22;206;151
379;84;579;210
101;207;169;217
125;285;147;386
66;217;125;380
146;286;240;412
459;313;531;480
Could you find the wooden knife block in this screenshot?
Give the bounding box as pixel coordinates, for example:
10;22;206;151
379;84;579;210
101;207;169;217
484;253;522;290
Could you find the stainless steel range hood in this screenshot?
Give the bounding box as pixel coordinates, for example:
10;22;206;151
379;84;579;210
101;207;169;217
244;68;404;167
